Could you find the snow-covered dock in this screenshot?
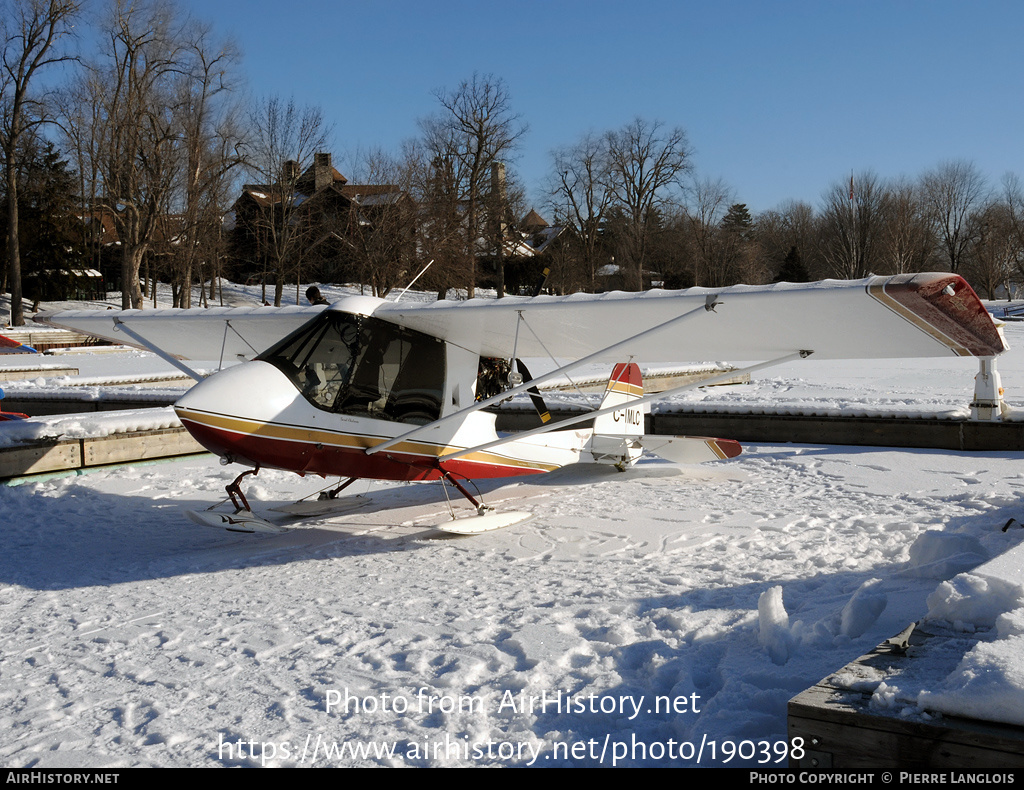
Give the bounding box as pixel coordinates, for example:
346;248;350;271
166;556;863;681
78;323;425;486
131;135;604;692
0;425;206;481
789;540;1024;770
499;408;1024;452
7;405;1024;483
790;630;1024;771
0;364;80;381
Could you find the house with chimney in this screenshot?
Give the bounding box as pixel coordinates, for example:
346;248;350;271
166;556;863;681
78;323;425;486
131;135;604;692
225;154;571;297
225;153;413;293
478;205;569;295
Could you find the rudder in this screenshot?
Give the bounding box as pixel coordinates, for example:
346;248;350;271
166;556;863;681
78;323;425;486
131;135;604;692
590;362;645;467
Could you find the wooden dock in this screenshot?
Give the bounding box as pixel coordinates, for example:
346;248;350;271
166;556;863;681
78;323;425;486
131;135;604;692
0;328;107;352
0;427;208;481
788;625;1024;770
0;364;80;381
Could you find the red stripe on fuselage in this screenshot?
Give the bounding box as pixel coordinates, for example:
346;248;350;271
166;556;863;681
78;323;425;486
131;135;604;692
180;416;548;482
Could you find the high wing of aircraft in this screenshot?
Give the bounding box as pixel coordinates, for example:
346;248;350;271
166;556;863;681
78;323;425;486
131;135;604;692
38;273;1007;534
40;272;1005;364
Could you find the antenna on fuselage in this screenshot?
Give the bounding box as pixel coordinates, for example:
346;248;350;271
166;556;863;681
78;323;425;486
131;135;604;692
393;259;435;303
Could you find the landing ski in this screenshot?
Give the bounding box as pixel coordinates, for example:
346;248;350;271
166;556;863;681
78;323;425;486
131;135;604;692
270;496;370;517
432;510;534;534
185;509;288;534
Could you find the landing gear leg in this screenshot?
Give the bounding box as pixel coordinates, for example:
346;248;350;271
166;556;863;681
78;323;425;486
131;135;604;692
226;467;259;513
319;477;358;501
432;470;533;534
186;465;285;533
440;470;489;514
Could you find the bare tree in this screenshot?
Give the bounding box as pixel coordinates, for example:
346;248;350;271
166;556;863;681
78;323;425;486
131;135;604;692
685;176;732;287
1;0;80;325
818;171;890;279
405;137;468;300
69;0;194;309
342;146;418;298
546;131;618;292
920;159;988;274
879;177;933;274
967;194;1023;299
754;200;820;280
963;174;1024;299
170;24;243;307
420;73;526;297
605;118;692;289
60;63;115;293
1000;173;1024;297
240;96;331;305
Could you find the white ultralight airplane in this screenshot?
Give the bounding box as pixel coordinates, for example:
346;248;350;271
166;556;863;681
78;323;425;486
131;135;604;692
40;273;1007;533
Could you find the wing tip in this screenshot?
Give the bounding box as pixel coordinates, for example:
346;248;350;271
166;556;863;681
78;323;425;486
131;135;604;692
870;273;1007;357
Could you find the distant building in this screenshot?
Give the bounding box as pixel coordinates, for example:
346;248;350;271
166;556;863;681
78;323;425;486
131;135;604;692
225;155;567;294
72;207;184;295
225;153;410;286
485;208;567;294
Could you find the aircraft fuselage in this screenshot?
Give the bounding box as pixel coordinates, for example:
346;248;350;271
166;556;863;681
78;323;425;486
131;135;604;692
174;308;589;482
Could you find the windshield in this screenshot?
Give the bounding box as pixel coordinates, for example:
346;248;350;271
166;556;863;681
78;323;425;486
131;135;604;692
258;312;445;424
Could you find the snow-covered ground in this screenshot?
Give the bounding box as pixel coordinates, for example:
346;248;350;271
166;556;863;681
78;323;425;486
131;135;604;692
2;287;1024;767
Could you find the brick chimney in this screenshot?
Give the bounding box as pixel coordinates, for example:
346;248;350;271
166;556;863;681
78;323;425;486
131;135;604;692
282;160;300;184
314;152;332;192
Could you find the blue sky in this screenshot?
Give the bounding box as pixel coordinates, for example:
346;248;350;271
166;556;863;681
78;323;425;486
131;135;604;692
169;0;1023;215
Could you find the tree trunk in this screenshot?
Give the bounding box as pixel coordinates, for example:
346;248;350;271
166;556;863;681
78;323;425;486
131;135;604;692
6;157;24;326
181;257;192;308
122;246;145;309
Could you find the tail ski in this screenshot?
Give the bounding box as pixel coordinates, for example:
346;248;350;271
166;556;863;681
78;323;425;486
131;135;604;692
589;362;742;467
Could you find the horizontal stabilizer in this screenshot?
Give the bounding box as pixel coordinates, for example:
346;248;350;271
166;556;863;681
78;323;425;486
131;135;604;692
639;435;742;464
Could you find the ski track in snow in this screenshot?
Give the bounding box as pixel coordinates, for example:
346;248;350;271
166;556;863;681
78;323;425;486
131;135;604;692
2;445;1023;767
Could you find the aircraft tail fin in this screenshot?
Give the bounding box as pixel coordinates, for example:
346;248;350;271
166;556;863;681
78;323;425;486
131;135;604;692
588;362;743;467
589;362;646;467
594;362;645;433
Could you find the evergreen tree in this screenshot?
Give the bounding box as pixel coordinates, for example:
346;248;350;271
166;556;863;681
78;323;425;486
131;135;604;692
773;245;811;283
721;203;753;238
715;202;760;285
1;138;88;301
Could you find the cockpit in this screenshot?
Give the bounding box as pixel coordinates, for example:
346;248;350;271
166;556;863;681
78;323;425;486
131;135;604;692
257;311;446;425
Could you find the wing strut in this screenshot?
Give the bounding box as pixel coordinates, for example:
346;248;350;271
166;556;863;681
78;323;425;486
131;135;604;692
112;318;205;382
438;350;813;463
365;294;723;458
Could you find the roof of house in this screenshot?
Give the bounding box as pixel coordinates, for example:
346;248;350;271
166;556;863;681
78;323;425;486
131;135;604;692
521;209;548;230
